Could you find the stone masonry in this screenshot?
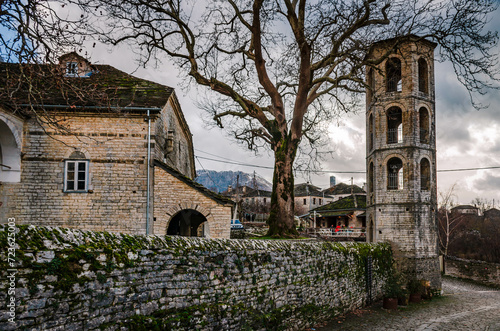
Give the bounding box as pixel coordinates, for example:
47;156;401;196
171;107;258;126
0;55;232;238
365;36;441;288
0;225;393;331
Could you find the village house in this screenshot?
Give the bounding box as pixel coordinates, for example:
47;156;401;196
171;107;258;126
0;52;233;238
451;205;480;216
321;182;366;202
294;183;333;214
303;194;366;239
484;208;500;220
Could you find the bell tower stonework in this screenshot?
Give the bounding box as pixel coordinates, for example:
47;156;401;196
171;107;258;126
365;36;441;288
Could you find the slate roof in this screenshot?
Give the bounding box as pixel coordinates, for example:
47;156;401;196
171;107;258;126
484;208;500;218
0;60;174;113
294;183;324;197
311;195;367;216
451;205;478;210
322;183;365;195
154;160;234;206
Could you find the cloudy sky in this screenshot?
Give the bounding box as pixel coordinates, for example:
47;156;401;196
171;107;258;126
84;6;500;207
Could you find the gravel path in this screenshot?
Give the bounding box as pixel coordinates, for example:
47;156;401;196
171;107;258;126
311;277;500;331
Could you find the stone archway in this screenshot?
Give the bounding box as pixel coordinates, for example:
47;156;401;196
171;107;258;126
167;209;209;237
0;118;21;182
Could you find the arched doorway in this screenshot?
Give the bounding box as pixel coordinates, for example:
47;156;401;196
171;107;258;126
0;119;21;182
167;209;209;237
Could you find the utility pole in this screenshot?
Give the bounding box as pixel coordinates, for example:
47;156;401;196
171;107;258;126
233;174;240;221
351;177;357;208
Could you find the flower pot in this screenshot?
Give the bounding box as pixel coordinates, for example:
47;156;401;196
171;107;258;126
409;293;421;303
383;297;398;310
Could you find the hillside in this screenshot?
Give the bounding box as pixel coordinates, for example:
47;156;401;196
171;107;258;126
195;170;272;193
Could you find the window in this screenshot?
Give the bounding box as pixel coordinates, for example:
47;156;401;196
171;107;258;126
303;198;307;205
66;62;78;77
387;157;403;190
369;162;374;194
64;160;89;192
319;199;322;205
367;68;375;101
418;58;428;93
64;151;88;192
386;57;402;92
368;113;374;150
313;198;316;205
387;107;403;144
419;107;430;144
420;158;431;190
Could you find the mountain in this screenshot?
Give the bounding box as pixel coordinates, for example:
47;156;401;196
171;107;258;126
195;170;272;193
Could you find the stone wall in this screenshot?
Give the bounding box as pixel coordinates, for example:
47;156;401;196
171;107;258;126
0;115;150;234
153;165;232;238
153;96;195;179
445;256;500;288
0;225;393;330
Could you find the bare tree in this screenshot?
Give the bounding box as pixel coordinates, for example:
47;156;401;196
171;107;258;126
0;1;94;134
438;184;465;256
75;0;499;237
0;1;92;64
470;197;495;214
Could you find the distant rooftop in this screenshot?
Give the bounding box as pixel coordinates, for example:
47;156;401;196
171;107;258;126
322;182;365;195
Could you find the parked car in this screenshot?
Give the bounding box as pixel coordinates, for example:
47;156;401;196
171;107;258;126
231;219;244;230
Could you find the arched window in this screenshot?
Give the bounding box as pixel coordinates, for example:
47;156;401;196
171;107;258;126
418;58;428;93
369;113;374;150
420;158;431;190
367;68;375;100
369;162;374;204
387;107;403;144
419;107;430;144
387;157;403;190
369;162;374;194
386;57;402;92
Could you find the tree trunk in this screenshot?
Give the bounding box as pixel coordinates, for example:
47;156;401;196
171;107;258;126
266;136;299;238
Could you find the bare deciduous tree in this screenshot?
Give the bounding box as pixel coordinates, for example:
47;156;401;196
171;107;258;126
75;0;498;237
438;184;466;256
0;1;94;134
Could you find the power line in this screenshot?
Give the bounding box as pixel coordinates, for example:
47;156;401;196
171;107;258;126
195;150;500;174
437;166;500;173
196;156;274;170
195;156;219;190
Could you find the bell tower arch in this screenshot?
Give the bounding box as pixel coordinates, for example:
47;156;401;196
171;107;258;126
365;36;440;288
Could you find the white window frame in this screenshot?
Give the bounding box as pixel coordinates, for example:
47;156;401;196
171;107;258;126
64;160;89;192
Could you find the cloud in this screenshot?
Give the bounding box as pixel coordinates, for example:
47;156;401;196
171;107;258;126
472;173;500;192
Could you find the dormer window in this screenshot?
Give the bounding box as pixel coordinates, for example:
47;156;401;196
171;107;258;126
66;61;78;77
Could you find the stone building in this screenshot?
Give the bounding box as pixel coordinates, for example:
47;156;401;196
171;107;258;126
365;36;440;287
451;205;480;216
321;182;366;202
0;53;233;238
308;194;366;230
294;183;332;214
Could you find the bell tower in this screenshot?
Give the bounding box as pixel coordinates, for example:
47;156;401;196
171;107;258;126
365;36;440;288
